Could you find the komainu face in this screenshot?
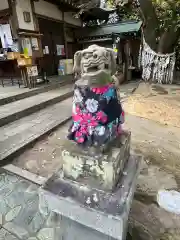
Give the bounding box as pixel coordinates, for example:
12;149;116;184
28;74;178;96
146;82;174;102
81;45;113;75
73;45;116;82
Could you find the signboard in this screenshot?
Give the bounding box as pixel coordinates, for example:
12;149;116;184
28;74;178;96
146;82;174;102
27;66;38;77
44;46;49;54
56;45;65;56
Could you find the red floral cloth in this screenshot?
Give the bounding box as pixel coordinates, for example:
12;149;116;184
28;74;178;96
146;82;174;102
68;84;124;146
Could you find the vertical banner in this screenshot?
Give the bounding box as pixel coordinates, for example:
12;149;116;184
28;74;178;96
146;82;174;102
0;24;13;48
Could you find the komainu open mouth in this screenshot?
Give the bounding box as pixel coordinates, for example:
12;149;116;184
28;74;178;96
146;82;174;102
87;66;99;72
105;64;109;69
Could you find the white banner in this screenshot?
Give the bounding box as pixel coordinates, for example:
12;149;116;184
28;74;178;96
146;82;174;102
0;24;13;48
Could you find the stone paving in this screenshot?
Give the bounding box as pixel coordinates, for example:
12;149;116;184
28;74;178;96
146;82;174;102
0;171;64;240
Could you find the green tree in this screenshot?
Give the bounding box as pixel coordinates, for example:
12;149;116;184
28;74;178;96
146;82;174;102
115;0;180;54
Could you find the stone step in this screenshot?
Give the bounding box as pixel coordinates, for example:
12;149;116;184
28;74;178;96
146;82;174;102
0;84;73;127
0;76;73;106
0;98;72;164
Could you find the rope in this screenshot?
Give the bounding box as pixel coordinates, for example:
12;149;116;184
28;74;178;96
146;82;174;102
139;37;176;84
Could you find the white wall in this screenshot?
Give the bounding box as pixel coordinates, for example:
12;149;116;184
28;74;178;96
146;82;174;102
15;0;35;31
0;0;9;10
64;12;81;26
34;0;81;26
34;0;62;21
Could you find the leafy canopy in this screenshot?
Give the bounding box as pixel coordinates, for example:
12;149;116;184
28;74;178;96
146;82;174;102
153;0;180;32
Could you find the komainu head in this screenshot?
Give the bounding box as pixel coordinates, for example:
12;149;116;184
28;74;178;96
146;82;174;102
73;45;116;80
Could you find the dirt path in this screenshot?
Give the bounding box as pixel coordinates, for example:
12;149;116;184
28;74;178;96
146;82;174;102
124;113;180;240
123;83;180;240
125;113;180;177
124;82;180;128
13;123;69;178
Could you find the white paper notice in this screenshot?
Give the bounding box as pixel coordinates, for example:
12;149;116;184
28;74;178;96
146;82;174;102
22;38;32;57
31;38;39;50
56;45;65;56
45;46;49;54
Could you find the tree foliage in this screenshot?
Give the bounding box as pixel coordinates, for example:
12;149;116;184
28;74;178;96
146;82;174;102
73;0;180;69
75;0;180;65
153;0;180;32
113;0;180;54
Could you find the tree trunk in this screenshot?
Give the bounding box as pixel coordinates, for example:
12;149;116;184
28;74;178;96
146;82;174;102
157;27;180;53
138;0;159;51
137;0;180;54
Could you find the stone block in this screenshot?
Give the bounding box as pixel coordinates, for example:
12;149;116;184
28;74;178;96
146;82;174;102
39;154;141;240
61;131;131;191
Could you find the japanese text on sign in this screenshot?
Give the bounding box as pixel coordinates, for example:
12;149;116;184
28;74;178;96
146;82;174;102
27;66;38;77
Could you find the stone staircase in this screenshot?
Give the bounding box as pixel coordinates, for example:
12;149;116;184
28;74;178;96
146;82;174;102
0;82;73;165
0;77;72;106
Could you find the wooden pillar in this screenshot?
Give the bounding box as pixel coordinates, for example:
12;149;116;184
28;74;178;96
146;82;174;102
8;0;17;38
30;0;39;32
131;38;141;69
123;40;132;82
62;11;68;59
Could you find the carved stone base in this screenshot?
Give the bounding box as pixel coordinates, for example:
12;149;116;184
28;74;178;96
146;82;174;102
61;131;131;191
39;154;141;240
38;129;141;240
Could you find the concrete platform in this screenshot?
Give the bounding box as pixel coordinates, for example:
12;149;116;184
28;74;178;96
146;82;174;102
0;84;73;127
40;155;141;240
0;98;72;164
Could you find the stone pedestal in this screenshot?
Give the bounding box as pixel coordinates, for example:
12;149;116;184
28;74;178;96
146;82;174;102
39;131;141;240
62;131;131;191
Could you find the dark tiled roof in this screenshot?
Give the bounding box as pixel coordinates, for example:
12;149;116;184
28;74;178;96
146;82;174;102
75;20;142;39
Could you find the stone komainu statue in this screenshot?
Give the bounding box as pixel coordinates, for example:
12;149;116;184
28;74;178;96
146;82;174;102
68;45;124;147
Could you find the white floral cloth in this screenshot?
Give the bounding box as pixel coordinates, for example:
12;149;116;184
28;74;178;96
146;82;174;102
85;99;98;113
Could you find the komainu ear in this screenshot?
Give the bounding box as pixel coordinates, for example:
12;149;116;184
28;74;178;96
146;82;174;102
107;48;116;75
73;50;82;74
